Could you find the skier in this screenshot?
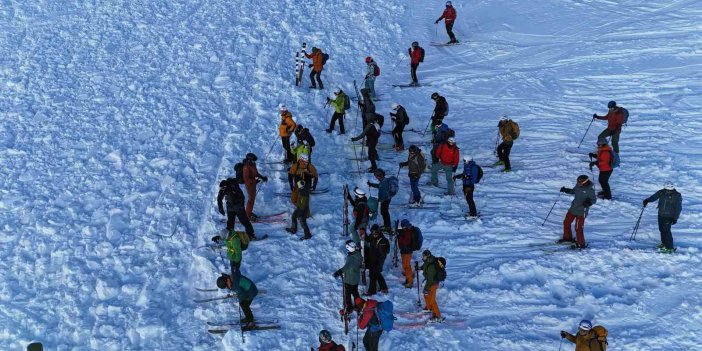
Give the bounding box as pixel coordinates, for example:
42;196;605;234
560;320;608;351
431;92;449;126
304;46;325;89
643;182;682;253
364;56;378;99
294;124;316;161
588;139;613;200
593;100;624;154
288;153;319;205
286;180;312;240
347;187;370;244
430;137;460;195
358;88;376;129
430;120;452;164
333;240;363;315
211;228;245;274
367;168;397;231
434;1;458;44
363;225;390;296
316;330;346;351
279;105;297;163
216;269;259;330
397;219;420;288
558;175;597;249
350;117;381;172
217;178;256;240
242;153;268;220
354;297;383;351
453;155;479;218
408;41;425;86
421;250;444;322
326;88;348;135
399;145;427;206
389;103;409;151
291;139;311;163
496;116;519;172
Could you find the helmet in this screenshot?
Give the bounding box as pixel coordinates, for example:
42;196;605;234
607;101;617;108
447;137;456;144
297;180;305;188
446;1;452;6
596;138;608;146
500;115;508;121
298;153;309;162
334;87;342;94
354;187;366;197
319;330;332;344
345;240;357;252
279;104;288;112
401;219;411;228
245;153;258;161
422;249;432;257
663;182;675;190
578;320;593;331
463;155;473;163
216;273;230;289
412;41;419;47
391;103;400;110
374;168;386;177
431;92;439;99
365;56;372;63
577;174;589;183
311;46;318;52
295;124;304;132
408;145;419;153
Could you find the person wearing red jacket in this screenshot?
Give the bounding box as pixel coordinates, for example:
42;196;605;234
407;41;425;86
593;100;624;154
316;330;346;351
589;139;614;200
355;297;383;351
397;219;418;288
242;153;268;220
430;137;460;195
435;1;458;44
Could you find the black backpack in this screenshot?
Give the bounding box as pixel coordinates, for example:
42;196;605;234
435;257;447;282
322;53;330;65
621;107;629;125
374;113;384;129
343;94;351;110
234;163;244;183
419;47;425;62
447;128;456;138
476;165;484;183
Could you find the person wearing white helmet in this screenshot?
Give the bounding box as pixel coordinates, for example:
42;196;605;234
333;240;363;315
325;88;349;135
496;115;519;172
453;155;481;218
346;187;370;243
278;105;297;163
364;56;379;99
435;1;458;44
389;103;409;151
643;182;682;253
561;319;608;351
430;137;460;195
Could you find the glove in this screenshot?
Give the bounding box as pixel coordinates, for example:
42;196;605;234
452;166;457;172
560;187;568;193
261;176;268;182
560;331;567;338
434;19;439;24
312;183;317;191
589;162;595;170
256;179;262;184
326;97;331;102
583;198;593;208
333;269;342;278
308;64;312;68
211;235;222;243
588;153;597;158
423;287;429;294
367;181;372;186
592;114;597;118
672;219;677;225
399;163;404;168
643;199;649;207
219;209;225;215
351;136;360;142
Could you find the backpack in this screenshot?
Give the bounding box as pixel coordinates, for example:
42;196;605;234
343;94;351;110
435;257;447;282
322;53;330;65
508;120;520;139
234;163;244;183
447;128;455;138
404;113;410;125
476;165;484;183
590;325;608;351
374;113;384;129
621;107;629;125
610;150;620;168
411;227;423;251
373;64;380;77
418;47;425;62
375;300;395;332
227;230;248;254
387;176;399;197
367;197;378;221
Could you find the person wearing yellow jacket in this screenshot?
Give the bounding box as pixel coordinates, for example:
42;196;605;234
279;105;297;163
560;320;607;351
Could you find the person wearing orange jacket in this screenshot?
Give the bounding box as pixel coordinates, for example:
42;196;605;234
589;139;613;200
593;100;624;154
278;105;297;163
435;1;458;44
430;137;460;195
408;42;425;86
304;47;325;89
242;153;268;220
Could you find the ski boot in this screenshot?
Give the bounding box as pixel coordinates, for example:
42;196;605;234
429;316;446;323
241;321;256;331
556;239;575;244
494;160;504;166
285;227;296;234
300;234;312;241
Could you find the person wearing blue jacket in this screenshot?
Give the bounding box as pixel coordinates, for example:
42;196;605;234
453;155;479;218
367;168;396;232
643;182;683;253
216;269;259;330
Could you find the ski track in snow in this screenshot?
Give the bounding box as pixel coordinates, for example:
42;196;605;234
1;0;701;350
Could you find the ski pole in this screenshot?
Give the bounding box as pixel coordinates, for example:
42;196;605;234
494;129;500;156
558;337;563;351
629;206;645;241
396;166;401;178
237;303;245;343
541;192;562;226
577;117;595;148
414;261;421;307
422;113;435;138
392;54;406;69
263;134;280;161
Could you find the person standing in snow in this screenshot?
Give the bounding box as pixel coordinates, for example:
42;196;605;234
496;116;519;172
279;105;297;163
643;182;682;253
397;219;420;288
351;118;381;172
333;240;363;315
316;330;346;351
558;174;597;249
560;320;608;351
294;124;316;161
431;92;449;126
430;120;452;164
399;145;427;206
364;56;378;99
304;46;325;89
408;41;425;86
326;88;348;135
242;153;268;220
358;88;376;129
363;225;390;296
453;155;480;218
286;180;312;241
435;1;458;44
347;187;370;244
216;269;259;331
390;103;408;151
430;137;460;195
354;297;383;351
217;178;256;240
211;229;244;273
593;100;624;154
420;249;444;322
367;168;396;231
588;139;614;200
288;153;318;205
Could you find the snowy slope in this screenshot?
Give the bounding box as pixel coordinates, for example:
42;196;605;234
1;0;701;350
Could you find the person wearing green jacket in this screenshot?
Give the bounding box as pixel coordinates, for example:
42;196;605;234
421;250;443;322
333;240;362;315
211;229;244;276
216;269;259;330
286;180;312;240
326;88;348;135
644;182;683;253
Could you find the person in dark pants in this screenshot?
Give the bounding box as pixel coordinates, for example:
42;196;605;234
431;92;449;126
399;145;427;206
286;180;312;240
217;178;256;240
390;103;409;151
216;269;259;330
358;88;376;130
408;42;425;86
304;47;325;89
435;1;458;44
351;119;380;172
333;240;363;315
363;225;390;295
279;105;297;163
326;88;348;134
453;155;479;217
367;168;395;230
496;116;518;172
355;297;383;351
593;100;624;154
644;183;683;253
589;138;614;200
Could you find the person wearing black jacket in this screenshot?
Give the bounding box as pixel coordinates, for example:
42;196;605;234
217;178;256;240
294;124;316;160
358;88;376;130
351;119;381;172
390;103;409;151
363;225;390;296
431;92;448;125
643;182;683;253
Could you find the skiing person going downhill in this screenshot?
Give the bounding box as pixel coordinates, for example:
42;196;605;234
390;103;409;151
421;250;444;322
316;330;346;351
435;1;458;44
408;41;425;86
351;118;381;172
588;139;614;200
397;219;421;288
453;155;480;218
363;225;390;296
279;105;297;163
364;56;378;99
216;270;259;331
560;320;608;351
347;187;370;244
593;100;625;154
355;297;383;351
242;153;268;220
326;88;348;135
643;182;682;253
367;168;397;231
217;178;256;240
559;174;597;249
286;180;312;241
430;137;460;195
399;145;427;206
496;116;519;172
333;240;363;315
304;46;325;89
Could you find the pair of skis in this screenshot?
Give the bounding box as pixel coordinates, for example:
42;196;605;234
295;42;307;86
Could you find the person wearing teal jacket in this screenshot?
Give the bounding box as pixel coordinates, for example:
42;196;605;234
216;269;259;330
333;240;362;315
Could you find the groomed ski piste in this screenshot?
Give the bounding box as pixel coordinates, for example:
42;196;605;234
2;0;701;350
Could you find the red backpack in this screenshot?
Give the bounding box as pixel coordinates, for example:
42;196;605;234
373;64;380;76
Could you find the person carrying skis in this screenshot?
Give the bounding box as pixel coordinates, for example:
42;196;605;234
242;153;268;220
286;180;312;240
316;330;346;351
363;225;390;296
559;175;597;249
216;269;259;331
217;178;256;240
358;88;376;129
279;105;297;163
399;145;427;207
560;320;608;351
588;139;613;200
326;88;348;135
333;240;363;315
354;297;383;351
390;103;409;151
304;46;325;89
351;118;381;172
496;116;518;172
397;219;419;288
364;56;378;99
430;137;460;195
367;168;396;231
420;249;443;322
435;1;458;44
593;100;624;154
288;153;319;204
294;124;316;161
453;155;479;218
643;182;682;253
347;187;370;243
408;41;425;86
431;92;449;126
